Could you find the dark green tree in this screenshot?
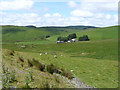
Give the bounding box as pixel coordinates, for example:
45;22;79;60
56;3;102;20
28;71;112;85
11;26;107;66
67;33;77;40
57;36;61;41
78;35;90;41
60;37;68;42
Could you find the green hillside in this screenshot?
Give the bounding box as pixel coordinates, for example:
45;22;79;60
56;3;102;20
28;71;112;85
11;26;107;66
2;25;118;44
2;25;118;88
2;38;118;88
2;25;98;42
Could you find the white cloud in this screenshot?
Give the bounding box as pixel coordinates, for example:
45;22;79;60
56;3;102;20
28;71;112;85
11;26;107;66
43;13;65;26
53;13;61;17
44;13;51;18
106;14;112;20
1;12;41;26
68;12;118;27
0;0;34;10
82;0;119;3
67;0;118;13
67;0;118;27
68;1;77;7
71;10;93;17
0;11;118;27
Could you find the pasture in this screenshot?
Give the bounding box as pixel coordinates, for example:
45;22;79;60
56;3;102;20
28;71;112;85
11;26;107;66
2;25;118;88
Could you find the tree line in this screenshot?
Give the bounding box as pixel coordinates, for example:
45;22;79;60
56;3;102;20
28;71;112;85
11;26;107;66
57;33;90;42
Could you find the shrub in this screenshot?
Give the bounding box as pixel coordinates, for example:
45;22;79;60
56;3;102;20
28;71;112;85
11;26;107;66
6;50;14;56
24;75;30;88
9;70;16;83
61;69;73;79
2;65;6;73
2;74;10;88
2;69;16;88
32;58;45;71
27;59;33;67
29;71;33;82
41;80;50;88
47;64;59;74
46;35;50;38
54;75;60;83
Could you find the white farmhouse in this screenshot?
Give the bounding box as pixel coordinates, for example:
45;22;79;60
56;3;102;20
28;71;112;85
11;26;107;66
71;39;76;42
67;40;71;43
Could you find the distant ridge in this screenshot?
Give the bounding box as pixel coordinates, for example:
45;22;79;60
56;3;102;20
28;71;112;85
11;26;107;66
37;25;99;30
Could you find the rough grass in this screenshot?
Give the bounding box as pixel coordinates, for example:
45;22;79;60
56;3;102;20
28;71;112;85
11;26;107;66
3;39;118;61
2;26;118;43
18;50;118;88
2;38;118;88
2;49;73;88
2;25;118;88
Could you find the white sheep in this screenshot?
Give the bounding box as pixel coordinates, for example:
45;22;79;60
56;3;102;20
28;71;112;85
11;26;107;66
45;52;47;55
54;55;57;58
40;53;42;56
82;53;85;55
70;70;74;72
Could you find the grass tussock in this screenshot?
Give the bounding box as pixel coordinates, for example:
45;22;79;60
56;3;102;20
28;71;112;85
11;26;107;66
27;58;45;71
40;79;50;88
24;75;30;88
46;64;60;74
2;65;17;88
27;58;73;79
18;57;24;62
5;50;15;56
61;69;73;79
27;59;33;67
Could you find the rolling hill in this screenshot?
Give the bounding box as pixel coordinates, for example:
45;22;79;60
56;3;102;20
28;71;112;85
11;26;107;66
2;25;98;42
2;25;118;88
2;25;118;44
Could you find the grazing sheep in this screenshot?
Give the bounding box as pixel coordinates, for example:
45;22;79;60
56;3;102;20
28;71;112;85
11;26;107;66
70;70;74;72
54;55;57;58
40;53;42;56
20;45;25;48
45;52;47;55
82;53;85;55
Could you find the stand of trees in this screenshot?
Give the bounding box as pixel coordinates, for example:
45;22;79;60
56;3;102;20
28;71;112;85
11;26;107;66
78;35;90;41
57;33;90;42
57;33;77;42
67;33;77;40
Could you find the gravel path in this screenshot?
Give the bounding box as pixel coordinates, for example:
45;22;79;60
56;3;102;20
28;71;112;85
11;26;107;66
71;77;91;88
53;73;93;88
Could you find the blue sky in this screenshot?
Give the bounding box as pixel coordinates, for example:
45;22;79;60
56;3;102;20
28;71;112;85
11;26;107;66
0;0;119;27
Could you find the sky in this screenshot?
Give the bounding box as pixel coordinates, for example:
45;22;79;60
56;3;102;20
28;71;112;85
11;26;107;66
0;0;119;27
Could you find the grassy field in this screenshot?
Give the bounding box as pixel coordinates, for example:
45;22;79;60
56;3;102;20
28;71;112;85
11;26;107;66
2;25;118;43
2;25;97;42
2;25;118;88
2;49;74;88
